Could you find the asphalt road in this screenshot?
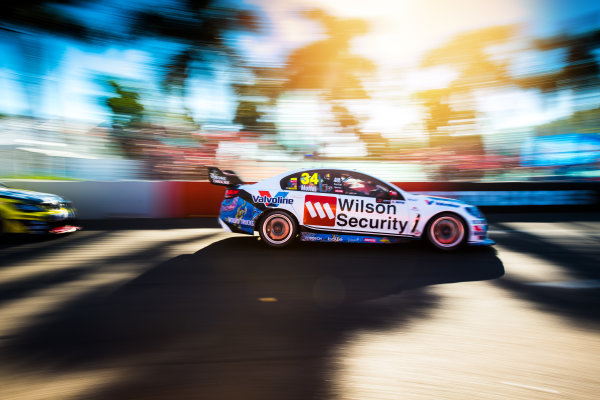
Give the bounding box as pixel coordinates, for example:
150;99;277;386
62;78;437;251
0;213;599;400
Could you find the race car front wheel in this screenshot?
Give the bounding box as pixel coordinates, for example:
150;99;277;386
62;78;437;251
259;211;297;248
426;213;466;251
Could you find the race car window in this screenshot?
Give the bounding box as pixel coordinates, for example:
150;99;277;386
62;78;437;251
339;173;401;199
281;171;339;193
282;174;299;190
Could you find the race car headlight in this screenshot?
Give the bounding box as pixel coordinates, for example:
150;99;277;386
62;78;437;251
14;203;44;212
466;206;484;218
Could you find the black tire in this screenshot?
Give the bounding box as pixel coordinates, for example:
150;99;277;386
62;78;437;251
258;211;297;248
426;212;467;251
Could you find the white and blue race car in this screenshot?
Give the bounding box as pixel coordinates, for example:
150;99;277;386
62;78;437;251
208;167;494;250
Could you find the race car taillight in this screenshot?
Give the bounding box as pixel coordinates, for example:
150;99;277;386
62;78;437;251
224;189;240;199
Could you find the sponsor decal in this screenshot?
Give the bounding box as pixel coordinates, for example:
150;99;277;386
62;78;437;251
435;201;460;208
391;199;405;204
220;197;239;212
330;234;343;242
425;199;435;205
286;177;298;190
301;172;319;185
300;184;317;192
209;171;229;185
411;213;420;233
252;191;293;206
220;197;262;234
304;194;337;227
334;189;344;194
304;196;408;234
336;198;408;233
300;232;401;243
225;217;254;226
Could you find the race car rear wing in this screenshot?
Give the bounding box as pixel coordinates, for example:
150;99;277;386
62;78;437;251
207;166;245;186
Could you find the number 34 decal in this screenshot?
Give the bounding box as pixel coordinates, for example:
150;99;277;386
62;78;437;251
301;172;319;185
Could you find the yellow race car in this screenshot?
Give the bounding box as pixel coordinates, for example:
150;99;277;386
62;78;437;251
0;183;79;235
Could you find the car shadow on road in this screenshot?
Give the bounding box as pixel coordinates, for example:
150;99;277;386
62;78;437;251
3;237;504;400
491;223;600;325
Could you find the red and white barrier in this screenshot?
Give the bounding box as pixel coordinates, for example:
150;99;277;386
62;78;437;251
6;180;599;219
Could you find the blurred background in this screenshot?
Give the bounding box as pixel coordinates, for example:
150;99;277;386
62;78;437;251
1;0;600;182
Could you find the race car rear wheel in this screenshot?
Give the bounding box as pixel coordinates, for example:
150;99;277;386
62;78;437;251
426;213;466;251
259;211;297;248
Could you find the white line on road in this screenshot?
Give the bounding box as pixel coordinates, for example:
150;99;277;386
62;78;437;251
527;279;600;289
500;381;560;394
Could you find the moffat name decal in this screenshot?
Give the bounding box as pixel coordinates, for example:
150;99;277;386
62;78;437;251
304;195;408;233
252;191;293;206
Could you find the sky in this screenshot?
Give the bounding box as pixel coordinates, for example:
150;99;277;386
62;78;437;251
1;0;600;142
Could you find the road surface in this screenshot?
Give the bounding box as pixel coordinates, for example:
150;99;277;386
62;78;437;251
0;213;599;399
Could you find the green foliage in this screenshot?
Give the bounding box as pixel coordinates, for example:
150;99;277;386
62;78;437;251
536;106;600;135
281;10;376;155
233;101;276;134
105;81;144;127
516;29;600;93
131;0;260;92
420;25;515;90
415;26;515;148
283;9;375;100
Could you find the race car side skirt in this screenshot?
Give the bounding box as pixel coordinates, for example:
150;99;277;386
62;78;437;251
300;232;408;244
468;238;496;246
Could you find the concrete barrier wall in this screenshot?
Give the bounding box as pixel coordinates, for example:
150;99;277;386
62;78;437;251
7;180;599;219
11;181;162;219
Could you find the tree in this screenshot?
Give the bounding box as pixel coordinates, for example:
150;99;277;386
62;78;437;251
106;81;144;127
0;1;95;116
104;80;145;157
516;29;600;95
284;9;374;99
232;66;283;134
415;26;516;148
130;0;259;102
282;9;376;155
0;1;91;37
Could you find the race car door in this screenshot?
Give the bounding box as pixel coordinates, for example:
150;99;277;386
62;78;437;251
332;171;411;236
284;170;411;236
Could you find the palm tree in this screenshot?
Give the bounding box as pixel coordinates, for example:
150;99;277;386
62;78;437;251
516;29;600;96
415;26;516;148
1;1;94;116
282;9;376;155
130;0;259;109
